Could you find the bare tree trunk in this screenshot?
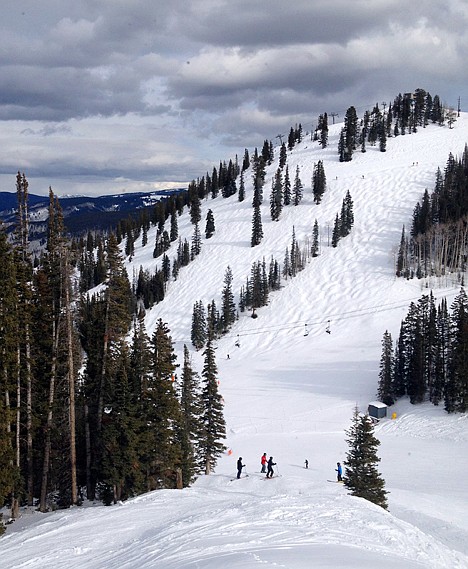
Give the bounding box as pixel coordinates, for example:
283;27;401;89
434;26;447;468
84;403;93;500
64;257;78;506
40;308;59;513
97;295;110;434
25;322;33;506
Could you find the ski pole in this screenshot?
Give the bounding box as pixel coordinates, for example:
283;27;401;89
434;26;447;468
275;464;280;477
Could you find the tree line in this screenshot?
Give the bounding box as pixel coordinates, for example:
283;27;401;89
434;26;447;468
377;289;468;413
0;175;227;532
397;145;468;279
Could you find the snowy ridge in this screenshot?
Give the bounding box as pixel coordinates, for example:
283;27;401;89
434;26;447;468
2;115;468;568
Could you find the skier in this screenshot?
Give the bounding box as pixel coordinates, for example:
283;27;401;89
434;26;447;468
304;459;309;469
261;452;267;473
266;456;276;478
237;457;245;479
335;462;342;482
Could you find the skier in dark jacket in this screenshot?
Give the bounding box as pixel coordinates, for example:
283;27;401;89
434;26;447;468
335;462;342;482
237;457;245;479
266;456;276;478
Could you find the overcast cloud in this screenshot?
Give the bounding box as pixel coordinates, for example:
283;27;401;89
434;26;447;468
0;0;467;196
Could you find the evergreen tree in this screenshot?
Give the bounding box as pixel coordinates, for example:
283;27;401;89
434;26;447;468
191;301;207;350
432;298;449;405
0;223;19;520
311;219;320;257
331;214;341;247
242;148;250;171
238;171;245;202
279;142;287;169
377;331;395;405
191;223;202;259
396;226;408;277
338;128;346;162
220;266;236;333
312;160;326;204
170;208;179;242
343;407;388;509
179;345;203;483
319;112;329;148
205;209;215;239
188;182;201;225
446;289;468;412
199;330;226;474
283;165;291;206
145;320;185;488
270;168;283;221
293;165;303;206
343;106;358;161
251;199;263;247
340;191;354;237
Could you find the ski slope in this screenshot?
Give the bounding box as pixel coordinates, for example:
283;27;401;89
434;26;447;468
2;114;468;568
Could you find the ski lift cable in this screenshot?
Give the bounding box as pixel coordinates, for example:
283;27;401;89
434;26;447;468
173;289;460;344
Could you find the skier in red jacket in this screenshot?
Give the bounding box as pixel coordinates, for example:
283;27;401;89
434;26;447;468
260;452;267;473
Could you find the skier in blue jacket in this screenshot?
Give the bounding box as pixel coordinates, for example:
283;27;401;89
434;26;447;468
335;462;342;482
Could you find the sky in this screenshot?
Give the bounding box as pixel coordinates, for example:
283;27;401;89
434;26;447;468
1;1;467;197
2;111;468;568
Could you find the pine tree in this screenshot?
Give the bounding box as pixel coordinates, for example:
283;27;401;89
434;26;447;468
188;182;202;225
432;298;449;405
283;165;291;206
0;223;19;520
279;142;287;168
270;168;283;221
331;214;341;247
191;301;207;350
220;266;236;333
144;319;185;489
179;345;203;483
293;165;303;206
170;208;178;242
311;219;319;257
445;288;468;412
312;160;326;204
205;209;215;239
343;407;388;509
238;171;245;202
199;328;226;474
377;331;395;405
320;112;329;148
191;223;202;259
251;199;263;247
343;106;358;161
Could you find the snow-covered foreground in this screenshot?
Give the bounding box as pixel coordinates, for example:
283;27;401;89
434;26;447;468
3;114;468;568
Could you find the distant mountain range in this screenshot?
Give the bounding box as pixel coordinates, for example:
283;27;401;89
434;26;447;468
0;188;186;241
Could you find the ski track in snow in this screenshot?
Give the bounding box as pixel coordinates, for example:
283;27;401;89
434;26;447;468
3;116;468;568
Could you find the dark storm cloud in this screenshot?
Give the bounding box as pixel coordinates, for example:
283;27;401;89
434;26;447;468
0;0;466;194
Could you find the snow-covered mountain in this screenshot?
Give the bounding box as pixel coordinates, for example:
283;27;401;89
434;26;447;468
2;113;468;568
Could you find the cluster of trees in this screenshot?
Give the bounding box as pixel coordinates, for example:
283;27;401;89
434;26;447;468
313;113;329;148
377;289;468;413
191;268;237;350
190;225;323;351
331;191;354;247
269;166;304;221
0;176;227;527
397;146;468;279
339;89;451;163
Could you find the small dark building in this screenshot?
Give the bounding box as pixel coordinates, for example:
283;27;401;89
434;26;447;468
368;401;387;421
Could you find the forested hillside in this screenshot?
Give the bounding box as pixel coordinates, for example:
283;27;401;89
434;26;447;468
1;88;467;532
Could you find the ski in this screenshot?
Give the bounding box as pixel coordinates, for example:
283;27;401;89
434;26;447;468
230;475;249;481
327;480;344;483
